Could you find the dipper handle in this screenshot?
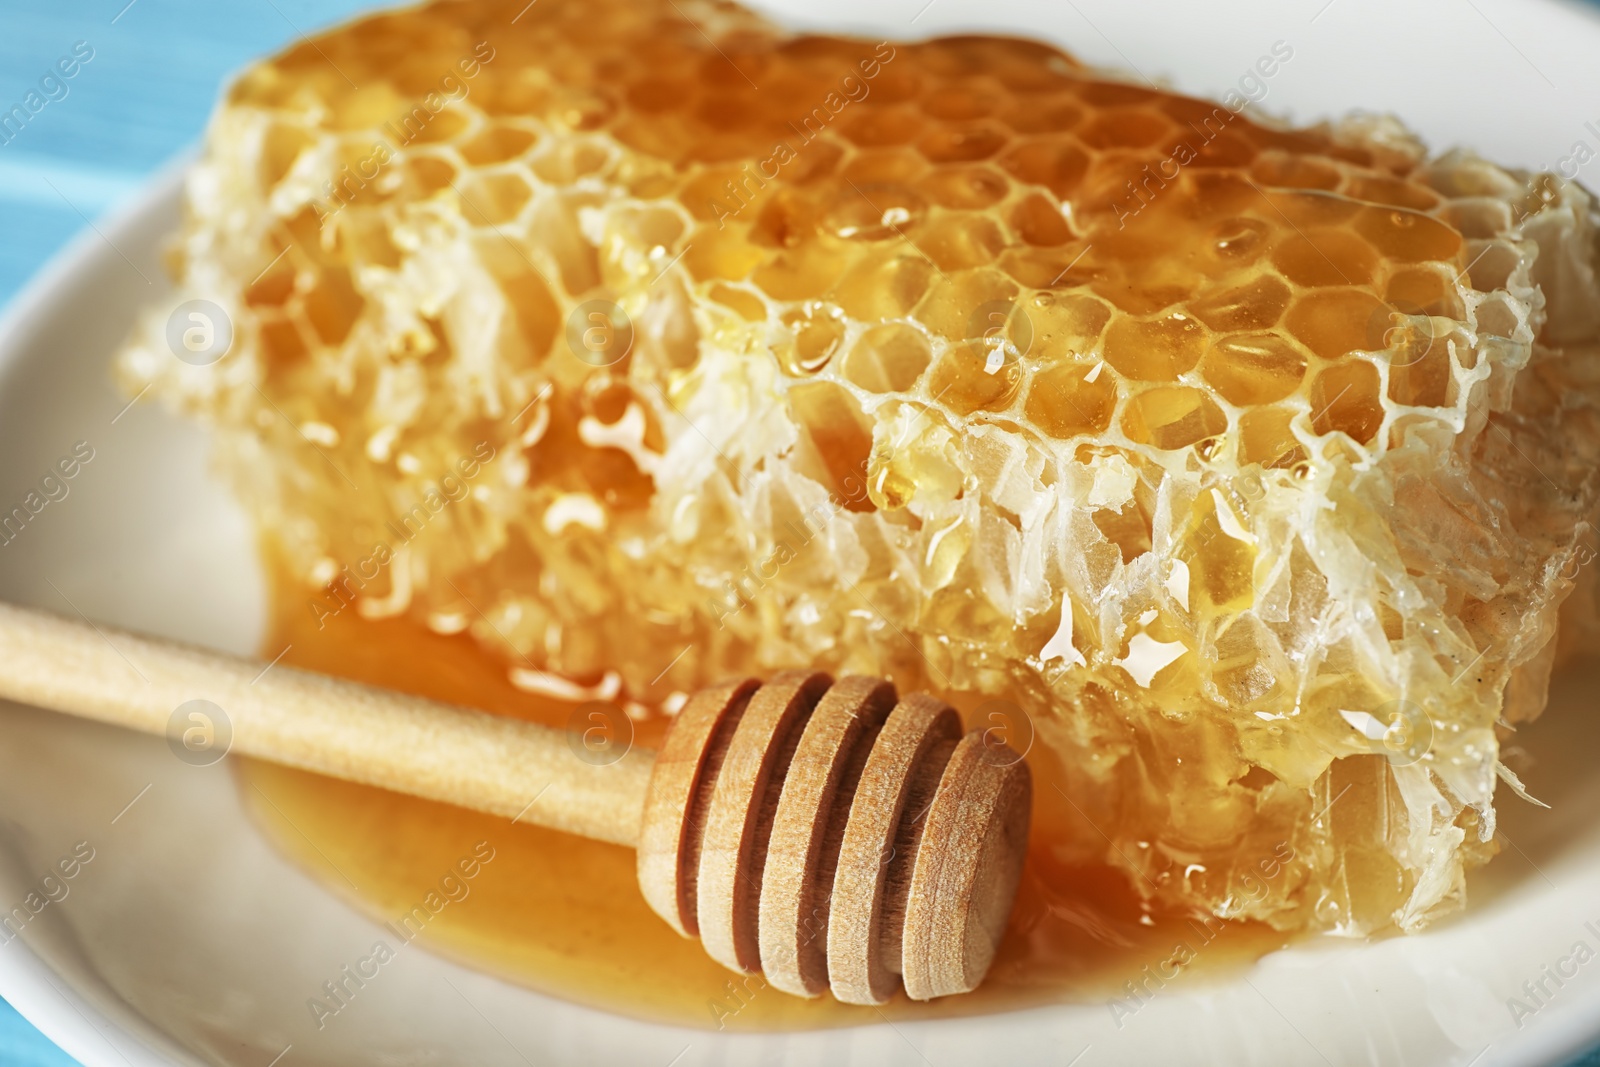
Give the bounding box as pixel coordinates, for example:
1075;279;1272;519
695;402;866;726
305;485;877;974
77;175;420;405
0;600;651;845
0;603;1031;1003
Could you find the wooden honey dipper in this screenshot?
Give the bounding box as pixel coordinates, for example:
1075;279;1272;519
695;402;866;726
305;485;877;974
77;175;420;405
0;602;1030;1004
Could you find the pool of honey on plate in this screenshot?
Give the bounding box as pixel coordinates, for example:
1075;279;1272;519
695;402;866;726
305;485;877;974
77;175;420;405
237;565;1292;1030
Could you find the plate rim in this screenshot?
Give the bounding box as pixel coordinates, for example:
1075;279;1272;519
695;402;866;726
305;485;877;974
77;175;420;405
0;160;205;1067
6;4;1600;1061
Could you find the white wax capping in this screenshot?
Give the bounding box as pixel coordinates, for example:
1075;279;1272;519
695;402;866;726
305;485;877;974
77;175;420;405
300;420;340;446
1039;597;1085;667
544;493;607;534
426;610;470;635
1339;709;1388;741
578;403;660;475
1211;489;1255;543
1119;633;1186;688
983;342;1006;375
1495;761;1550;809
510;667;623;702
358;545;412;619
1166;558;1191;610
1087;454;1136;508
519;400;551;447
366;423;399;462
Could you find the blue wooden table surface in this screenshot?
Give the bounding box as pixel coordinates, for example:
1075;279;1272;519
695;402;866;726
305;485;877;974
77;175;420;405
0;8;382;1065
1;1;1599;1065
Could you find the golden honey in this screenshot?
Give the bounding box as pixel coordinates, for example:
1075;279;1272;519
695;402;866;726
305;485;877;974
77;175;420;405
239;556;1290;1028
122;0;1600;942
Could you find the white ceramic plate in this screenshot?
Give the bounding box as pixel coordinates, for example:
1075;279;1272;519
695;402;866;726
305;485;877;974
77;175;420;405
3;0;1600;1063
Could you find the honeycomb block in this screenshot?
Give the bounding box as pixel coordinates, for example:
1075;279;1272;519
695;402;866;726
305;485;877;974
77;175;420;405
119;0;1600;934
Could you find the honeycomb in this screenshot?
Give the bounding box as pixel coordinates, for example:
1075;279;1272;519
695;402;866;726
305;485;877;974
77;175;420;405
119;0;1600;935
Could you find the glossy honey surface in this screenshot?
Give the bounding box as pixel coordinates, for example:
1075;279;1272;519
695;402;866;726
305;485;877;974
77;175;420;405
240;560;1288;1029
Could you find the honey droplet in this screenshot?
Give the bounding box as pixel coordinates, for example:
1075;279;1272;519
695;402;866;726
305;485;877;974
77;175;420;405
779;304;846;375
1211;217;1269;259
